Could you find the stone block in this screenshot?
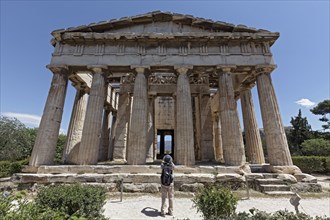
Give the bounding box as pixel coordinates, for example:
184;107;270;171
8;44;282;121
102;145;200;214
269;165;302;175
123;183;145;192
11;174;50;184
215;174;244;182
144;183;160;193
75;174;104;183
277;174;297;184
103;174;128;183
294;173;317;183
47;174;77;183
179;183;204;192
291;182;322;193
175;174;215;183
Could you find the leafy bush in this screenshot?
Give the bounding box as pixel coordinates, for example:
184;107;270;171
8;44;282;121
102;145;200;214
192;185;237;219
292;156;330;174
301;138;330;156
35;184;107;219
236;208;329;220
0;159;28;178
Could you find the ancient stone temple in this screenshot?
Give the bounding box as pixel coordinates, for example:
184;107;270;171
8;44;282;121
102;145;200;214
29;11;293;167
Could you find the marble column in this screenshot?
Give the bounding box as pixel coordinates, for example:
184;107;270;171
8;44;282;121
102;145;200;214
62;86;88;164
98;106;111;161
146;96;155;163
256;66;293;166
213;112;223;161
218;66;246;166
29;65;68;166
76;66;107;165
200;94;215;161
240;89;265;164
112;92;130;161
175;67;195;166
127;67;148;165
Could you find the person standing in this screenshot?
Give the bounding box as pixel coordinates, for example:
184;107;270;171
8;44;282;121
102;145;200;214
160;154;175;217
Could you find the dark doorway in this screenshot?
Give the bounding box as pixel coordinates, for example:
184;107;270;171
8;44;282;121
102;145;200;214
157;130;174;160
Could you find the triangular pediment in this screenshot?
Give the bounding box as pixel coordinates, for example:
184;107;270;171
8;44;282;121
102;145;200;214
52;11;271;37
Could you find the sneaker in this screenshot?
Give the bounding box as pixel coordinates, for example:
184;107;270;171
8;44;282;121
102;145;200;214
160;212;165;217
166;212;173;216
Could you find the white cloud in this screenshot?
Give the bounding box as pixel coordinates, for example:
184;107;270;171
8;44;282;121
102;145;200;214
1;112;66;134
295;98;316;108
1;112;41;127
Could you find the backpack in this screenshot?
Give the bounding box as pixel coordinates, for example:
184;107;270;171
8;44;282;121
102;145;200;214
161;165;173;186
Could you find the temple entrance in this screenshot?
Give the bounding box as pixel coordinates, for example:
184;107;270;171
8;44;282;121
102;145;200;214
157;130;174;160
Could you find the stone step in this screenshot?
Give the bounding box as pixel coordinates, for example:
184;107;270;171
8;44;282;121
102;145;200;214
260;184;291;192
262;173;279;179
32;165;244;175
264;191;295;196
256;178;286;185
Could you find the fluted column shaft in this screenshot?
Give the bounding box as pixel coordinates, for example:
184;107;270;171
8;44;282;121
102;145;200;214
201;95;215;161
63;88;88;164
175;67;195;166
108;113;116;160
98;107;111;161
29;65;68;166
213;113;223;161
112;92;130;161
127;67;148;164
240;89;265;164
257;68;293;165
77;67;106;165
218;67;246;165
146;97;155;163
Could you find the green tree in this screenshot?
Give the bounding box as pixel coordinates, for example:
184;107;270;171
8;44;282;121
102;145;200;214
301;138;330;156
311;100;330;131
0;116;32;161
287;109;313;155
55;133;66;164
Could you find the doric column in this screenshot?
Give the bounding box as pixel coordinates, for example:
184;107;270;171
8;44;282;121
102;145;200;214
217;66;246;165
127;67;149;165
98;106;111;161
175;66;195;166
200;94;215;161
213;112;223;161
240;89;265;164
29;65;68;166
62;86;88;164
256;66;293;165
76;66;107;165
146;96;155;163
112;92;130;161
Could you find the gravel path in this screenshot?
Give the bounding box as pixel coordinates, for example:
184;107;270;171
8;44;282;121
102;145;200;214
104;195;330;219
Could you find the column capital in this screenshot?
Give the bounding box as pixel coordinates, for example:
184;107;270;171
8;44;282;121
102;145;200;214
46;64;69;74
174;65;193;75
130;66;150;75
216;65;236;73
87;65;108;74
255;64;277;74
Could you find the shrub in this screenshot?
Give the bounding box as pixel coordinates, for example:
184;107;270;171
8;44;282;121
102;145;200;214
292;156;330;174
301;138;330;156
35;184;107;219
192;185;237;219
0;159;28;178
235;208;329;220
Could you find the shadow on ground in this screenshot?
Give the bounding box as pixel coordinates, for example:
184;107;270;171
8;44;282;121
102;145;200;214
141;207;160;217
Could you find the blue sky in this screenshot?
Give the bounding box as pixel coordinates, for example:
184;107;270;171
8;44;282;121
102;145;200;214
1;0;329;133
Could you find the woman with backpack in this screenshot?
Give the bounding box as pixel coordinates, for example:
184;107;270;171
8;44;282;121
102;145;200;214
160;154;175;217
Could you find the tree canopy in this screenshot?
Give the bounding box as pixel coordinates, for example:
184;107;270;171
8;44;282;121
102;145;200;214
310;100;330;130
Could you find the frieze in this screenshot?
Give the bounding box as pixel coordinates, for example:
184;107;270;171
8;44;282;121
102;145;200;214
122;73;135;84
52;41;273;57
148;73;177;84
189;75;209;84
